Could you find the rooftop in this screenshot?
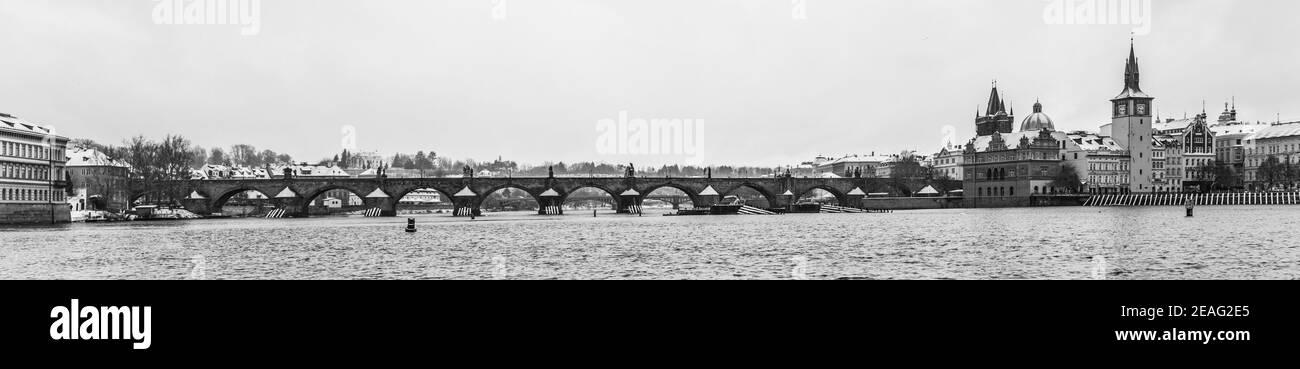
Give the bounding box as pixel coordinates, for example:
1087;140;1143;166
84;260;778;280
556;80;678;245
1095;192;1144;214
1244;121;1300;141
1066;132;1126;153
1153;118;1194;133
0;112;62;138
66;148;129;168
819;154;892;166
966;130;1068;152
1210;123;1265;137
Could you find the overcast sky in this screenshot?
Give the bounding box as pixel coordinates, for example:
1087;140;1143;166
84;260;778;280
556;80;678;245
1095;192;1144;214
2;0;1298;167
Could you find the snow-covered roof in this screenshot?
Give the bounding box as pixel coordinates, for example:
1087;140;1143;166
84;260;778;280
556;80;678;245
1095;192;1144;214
1211;124;1264;137
1245;122;1300;141
275;187;298;198
66;148;128;168
967;130;1069;152
1153;118;1194;133
0;112;61;138
1114;85;1151;100
454;187;477;197
823;154;892;166
1066;132;1125;152
699;186;719;196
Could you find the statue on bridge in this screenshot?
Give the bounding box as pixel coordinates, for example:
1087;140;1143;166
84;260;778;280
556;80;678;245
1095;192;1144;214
854;168;862;178
625;163;636;178
282;167;294;180
548;166;554;178
706;167;712;179
463;166;474;178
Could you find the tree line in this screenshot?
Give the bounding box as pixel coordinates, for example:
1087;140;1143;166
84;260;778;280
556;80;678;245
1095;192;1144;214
1255;155;1297;189
71;136;294;180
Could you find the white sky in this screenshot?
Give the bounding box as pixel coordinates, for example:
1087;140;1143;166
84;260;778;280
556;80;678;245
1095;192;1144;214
2;0;1298;167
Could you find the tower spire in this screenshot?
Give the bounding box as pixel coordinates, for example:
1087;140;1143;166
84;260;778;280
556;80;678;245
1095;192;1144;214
985;80;1003;116
1122;38;1142;94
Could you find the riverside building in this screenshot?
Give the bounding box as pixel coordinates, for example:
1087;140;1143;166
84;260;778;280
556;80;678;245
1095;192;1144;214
1;111;71;224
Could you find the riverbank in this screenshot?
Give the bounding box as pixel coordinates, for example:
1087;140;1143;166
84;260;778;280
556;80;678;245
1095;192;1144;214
1084;192;1300;206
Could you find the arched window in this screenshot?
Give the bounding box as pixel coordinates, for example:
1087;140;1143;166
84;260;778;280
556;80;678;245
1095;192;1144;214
1034;186;1039;194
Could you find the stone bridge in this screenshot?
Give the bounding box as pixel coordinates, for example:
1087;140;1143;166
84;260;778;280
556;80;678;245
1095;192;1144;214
128;176;958;217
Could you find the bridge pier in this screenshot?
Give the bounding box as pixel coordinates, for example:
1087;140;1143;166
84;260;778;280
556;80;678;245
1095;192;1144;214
846;194;866;209
364;198;397;217
538;198;563;215
275;197;309;218
452;196;482;217
181;198;214;216
617;195;642;214
769;195;792;210
696;194;720;208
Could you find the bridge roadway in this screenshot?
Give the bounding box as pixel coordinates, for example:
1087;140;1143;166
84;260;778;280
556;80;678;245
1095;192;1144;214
129;176;957;217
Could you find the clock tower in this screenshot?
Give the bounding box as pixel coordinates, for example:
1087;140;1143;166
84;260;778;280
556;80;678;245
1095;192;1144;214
1110;40;1154;193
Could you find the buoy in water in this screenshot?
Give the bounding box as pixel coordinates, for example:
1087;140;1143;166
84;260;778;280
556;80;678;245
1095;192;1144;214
1185;198;1195;217
405;218;418;233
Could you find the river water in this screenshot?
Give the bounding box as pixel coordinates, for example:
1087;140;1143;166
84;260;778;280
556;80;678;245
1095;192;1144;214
2;206;1296;280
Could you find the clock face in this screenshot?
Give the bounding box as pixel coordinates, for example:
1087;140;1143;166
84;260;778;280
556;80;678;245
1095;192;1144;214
1136;104;1147;115
1118;104;1128;116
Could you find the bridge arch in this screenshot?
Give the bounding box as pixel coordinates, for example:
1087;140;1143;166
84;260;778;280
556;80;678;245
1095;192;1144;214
300;185;371;216
795;185;848;206
719;183;780;208
477;184;542;213
211;188;273;215
866;181;915;197
386;186;457;215
638;183;703;207
557;183;621;201
558;185;621;211
129;189;184;206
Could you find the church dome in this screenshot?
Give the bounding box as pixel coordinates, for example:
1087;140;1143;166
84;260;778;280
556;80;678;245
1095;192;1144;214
1020;101;1055;131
